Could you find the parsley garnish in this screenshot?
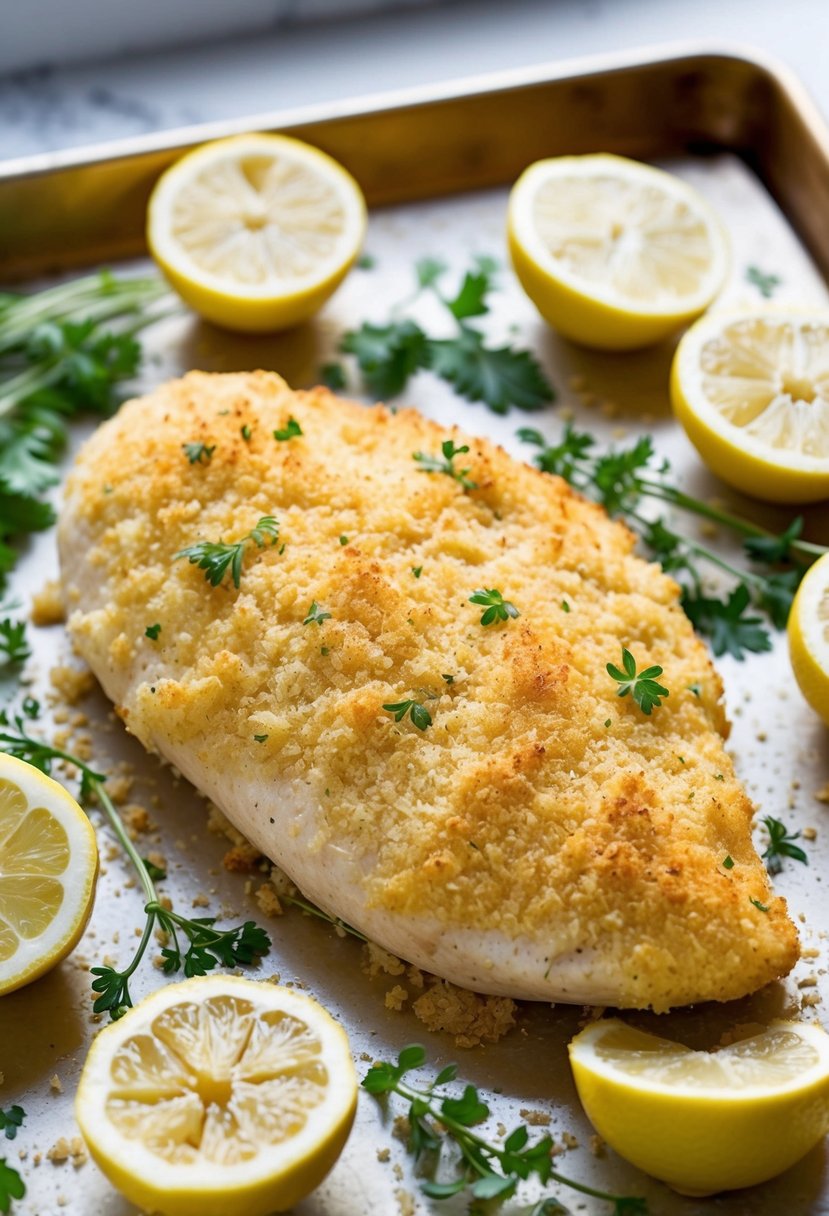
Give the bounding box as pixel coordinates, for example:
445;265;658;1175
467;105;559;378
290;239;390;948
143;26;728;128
0;712;271;1019
253;733;268;743
182;442;215;465
240;424;252;441
274;417;302;441
0;1109;24;1142
607;647;669;715
303;601;332;626
750;898;770;913
0;1158;25;1212
0;620;29;668
362;1046;647;1214
469;588;520;627
383;699;433;730
518;426;828;657
761;816;808;875
320;362;347;391
176;516;280;589
723;855;735;870
357;253;376;270
413;439;477;490
340;258;554;413
142;858;167;881
144;623;161;640
746;265;781;298
412;566;423;578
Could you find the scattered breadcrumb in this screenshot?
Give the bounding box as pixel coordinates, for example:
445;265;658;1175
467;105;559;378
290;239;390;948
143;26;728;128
803;827;818;841
395;1188;415;1216
392;1115;411;1143
802;992;822;1008
363;941;406;979
31;580;65;626
590;1134;606;1158
192;892;210;908
385;984;409;1011
255;883;284;918
104;774;133;805
146;850;167;873
49;1074;63;1094
816;782;829;804
412;981;516;1047
376;1147;391;1163
392;1163;403;1182
46;1137;87;1168
121;804;154;838
223;842;263;872
803;947;821;959
562;1131;579;1150
49;664;94;705
519;1108;551;1127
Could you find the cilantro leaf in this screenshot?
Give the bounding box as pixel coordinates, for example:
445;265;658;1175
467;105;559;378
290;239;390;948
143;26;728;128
681;585;772;659
428;329;553;414
446;270;491;320
0;1158;25;1212
340;320;429;398
607;646;669;715
592;436;656;515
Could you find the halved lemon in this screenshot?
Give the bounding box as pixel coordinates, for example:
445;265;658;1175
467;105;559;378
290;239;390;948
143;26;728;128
147;133;367;332
789;551;829;725
0;752;98;996
672;309;829;503
569;1017;829;1196
507;153;728;350
76;976;357;1216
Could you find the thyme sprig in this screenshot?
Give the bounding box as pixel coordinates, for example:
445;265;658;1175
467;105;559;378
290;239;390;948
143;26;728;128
0;712;270;1019
363;1046;647;1214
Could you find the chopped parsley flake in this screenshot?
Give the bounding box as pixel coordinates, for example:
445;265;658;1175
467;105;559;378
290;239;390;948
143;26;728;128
723;855;735;870
382;699;433;731
274;417;303;441
469;588;520;627
144;623;161;641
303;601;332;626
183;442;215;465
412;566;423;578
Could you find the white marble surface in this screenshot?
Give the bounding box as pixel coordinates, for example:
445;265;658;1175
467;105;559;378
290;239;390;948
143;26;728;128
1;0;828;162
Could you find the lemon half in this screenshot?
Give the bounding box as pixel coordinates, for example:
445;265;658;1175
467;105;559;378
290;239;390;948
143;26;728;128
0;753;98;996
147;133;367;332
508;153;728;350
569;1017;829;1196
672;309;829;503
76;976;358;1216
789;551;829;725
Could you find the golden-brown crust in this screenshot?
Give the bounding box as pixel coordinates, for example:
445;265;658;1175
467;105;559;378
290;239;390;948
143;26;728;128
59;371;798;1009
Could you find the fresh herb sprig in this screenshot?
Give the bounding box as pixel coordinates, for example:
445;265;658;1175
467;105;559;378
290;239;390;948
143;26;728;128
519;426;828;658
607;647;669;715
761;816;809;875
0;1109;23;1143
0;620;29;669
274;417;303;441
0;712;271;1018
362;1046;647;1215
0;273;169;601
340;257;554;414
0;1158;24;1213
176;516;280;589
413;439;477;490
383;699;433;731
469;588;520;627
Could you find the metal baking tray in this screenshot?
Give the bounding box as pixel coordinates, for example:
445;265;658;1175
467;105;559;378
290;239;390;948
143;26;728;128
1;42;829;1216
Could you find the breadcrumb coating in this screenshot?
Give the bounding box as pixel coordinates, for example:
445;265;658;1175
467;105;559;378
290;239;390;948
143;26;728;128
59;371;798;1009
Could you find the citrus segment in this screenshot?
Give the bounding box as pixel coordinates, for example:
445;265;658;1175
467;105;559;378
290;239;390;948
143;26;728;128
76;976;357;1216
569;1017;829;1196
672;310;829;502
0;753;98;995
508;153;728;349
788;551;829;725
147;134;366;332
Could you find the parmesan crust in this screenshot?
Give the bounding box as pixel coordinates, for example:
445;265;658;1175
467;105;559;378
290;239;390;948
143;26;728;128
59;371;798;1010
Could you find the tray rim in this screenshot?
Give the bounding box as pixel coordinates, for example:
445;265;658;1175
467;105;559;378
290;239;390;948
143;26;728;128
1;39;827;183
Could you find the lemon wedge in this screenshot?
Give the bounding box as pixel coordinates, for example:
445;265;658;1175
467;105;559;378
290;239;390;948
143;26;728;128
789;551;829;725
672;309;829;503
76;976;357;1216
569;1017;829;1196
147;133;366;332
0;753;98;996
507;153;728;350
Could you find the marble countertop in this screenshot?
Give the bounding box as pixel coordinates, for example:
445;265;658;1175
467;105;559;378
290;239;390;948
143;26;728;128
2;0;828;162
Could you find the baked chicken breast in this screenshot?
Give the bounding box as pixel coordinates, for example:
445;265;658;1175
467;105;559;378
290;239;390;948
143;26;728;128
59;371;798;1010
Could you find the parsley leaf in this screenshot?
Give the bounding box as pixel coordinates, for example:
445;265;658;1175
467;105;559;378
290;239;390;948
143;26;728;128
182;442;215;465
413;439;477;490
176;516;280;589
429;328;553;414
761;816;808;875
518;423;595;480
744;516;803;564
607;646;669;715
0;620;29;668
144;623;161;641
469;588;520;627
303;601;332;626
445;269;492;320
0;1109;24;1142
0;1158;25;1212
383;699;433;730
415;257;447;289
320;362;347;391
681;585;772;659
274;417;303;441
340;320;429;398
746;265;781;298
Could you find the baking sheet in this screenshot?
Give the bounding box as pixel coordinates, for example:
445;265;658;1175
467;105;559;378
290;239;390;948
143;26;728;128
2;152;829;1216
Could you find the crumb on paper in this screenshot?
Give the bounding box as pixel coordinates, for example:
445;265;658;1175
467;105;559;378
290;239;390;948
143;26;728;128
362;941;406;979
104;775;133;805
192;892;210;908
49;664;94;705
815;782;829;803
255;883;284;918
803;827;818;841
385;984;409;1011
802;947;821;959
147;850;167;872
590;1134;606;1158
395;1188;415;1216
31;580;65;626
223;842;263;873
46;1136;86;1166
49;1074;63;1094
562;1131;579;1150
802;992;822;1008
519;1107;551;1127
392;1115;411;1144
412;980;516;1048
376;1147;390;1163
122;804;154;838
